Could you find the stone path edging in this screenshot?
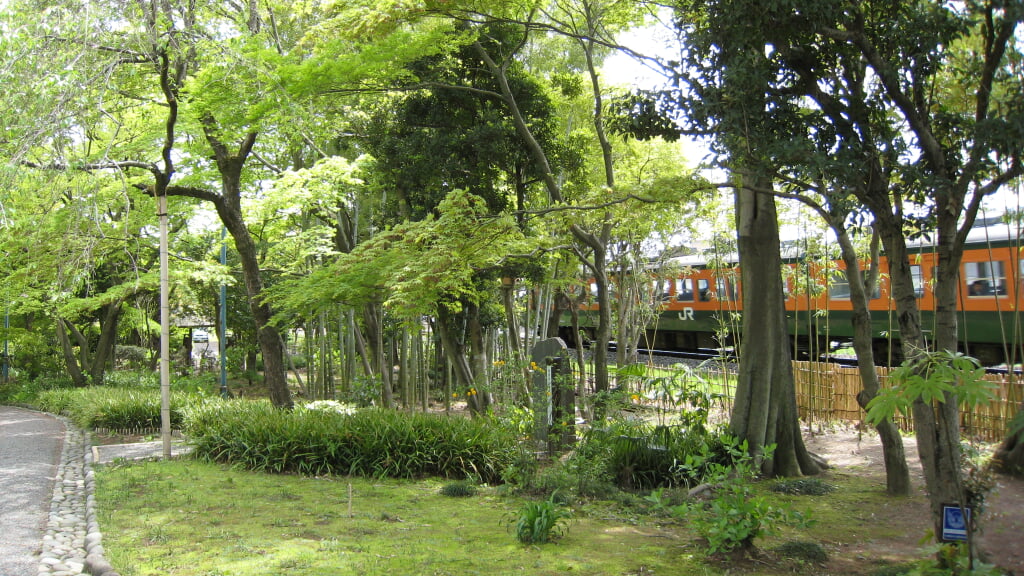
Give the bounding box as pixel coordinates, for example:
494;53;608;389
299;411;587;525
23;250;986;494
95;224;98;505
40;419;119;576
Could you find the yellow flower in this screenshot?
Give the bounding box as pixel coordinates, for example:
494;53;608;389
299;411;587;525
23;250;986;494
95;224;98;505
631;394;640;402
452;392;459;398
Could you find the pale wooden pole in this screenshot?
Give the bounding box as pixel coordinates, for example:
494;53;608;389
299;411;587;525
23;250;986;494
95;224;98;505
159;193;171;459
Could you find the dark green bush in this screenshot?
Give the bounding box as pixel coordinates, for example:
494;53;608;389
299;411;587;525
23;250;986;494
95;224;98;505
114;345;151;370
0;373;74;405
183;401;518;482
577;421;727;490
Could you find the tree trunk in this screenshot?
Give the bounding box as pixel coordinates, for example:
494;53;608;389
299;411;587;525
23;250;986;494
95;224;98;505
55;319;88;387
54;300;123;387
730;183;820;477
834;225;911;495
993;410;1024;476
206;130;292;409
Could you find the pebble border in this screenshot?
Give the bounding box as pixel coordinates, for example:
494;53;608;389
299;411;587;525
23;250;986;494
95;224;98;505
39;419;119;576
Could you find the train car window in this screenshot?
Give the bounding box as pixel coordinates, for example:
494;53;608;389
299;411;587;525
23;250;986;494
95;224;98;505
829;269;851;299
911;265;924;298
965;260;1006;296
655;280;670;301
674;278;694;302
698;278;711;301
589;281;598;298
716;277;738;301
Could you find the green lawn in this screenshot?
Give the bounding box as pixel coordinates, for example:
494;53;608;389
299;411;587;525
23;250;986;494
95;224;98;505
95;459;706;576
93;453;935;576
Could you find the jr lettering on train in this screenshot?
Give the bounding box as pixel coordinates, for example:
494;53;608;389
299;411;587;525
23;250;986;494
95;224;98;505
678;308;694;321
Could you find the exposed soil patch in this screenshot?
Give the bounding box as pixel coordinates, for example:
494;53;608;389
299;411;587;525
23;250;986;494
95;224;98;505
804;427;1024;575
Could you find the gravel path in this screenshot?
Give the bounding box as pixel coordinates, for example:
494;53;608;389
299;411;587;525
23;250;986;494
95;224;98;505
1;406;65;576
0;406;117;576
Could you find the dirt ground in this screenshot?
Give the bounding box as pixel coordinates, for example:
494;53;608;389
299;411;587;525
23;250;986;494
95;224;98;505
804;427;1024;575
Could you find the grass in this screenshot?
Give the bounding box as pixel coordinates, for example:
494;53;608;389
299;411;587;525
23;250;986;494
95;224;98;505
95;459;706;576
93;456;937;576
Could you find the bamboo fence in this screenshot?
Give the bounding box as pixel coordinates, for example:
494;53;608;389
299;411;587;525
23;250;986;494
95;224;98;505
791;361;1023;442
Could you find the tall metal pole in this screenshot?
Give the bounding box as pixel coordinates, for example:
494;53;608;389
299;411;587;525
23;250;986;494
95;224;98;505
2;302;9;384
220;227;228;397
159;194;172;459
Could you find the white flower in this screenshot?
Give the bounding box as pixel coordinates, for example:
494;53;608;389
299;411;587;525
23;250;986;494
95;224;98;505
302;400;357;415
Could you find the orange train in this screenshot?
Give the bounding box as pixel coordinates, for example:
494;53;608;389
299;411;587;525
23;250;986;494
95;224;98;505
563;223;1024;366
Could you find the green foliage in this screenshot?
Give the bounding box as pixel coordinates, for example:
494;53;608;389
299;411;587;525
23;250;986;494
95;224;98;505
614;362;723;429
678;440;814;555
577;419;727;490
183;401;517;482
0;372;74;405
960;442;996;518
900;543;1004;576
499;444;541;490
439;480;477;498
507;493;572;545
103;370;159;389
34;387;197;430
866;350;998;426
339;375;380;408
114;346;151;370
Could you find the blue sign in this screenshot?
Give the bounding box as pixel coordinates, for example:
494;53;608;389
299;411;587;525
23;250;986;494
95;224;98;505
941;504;971;542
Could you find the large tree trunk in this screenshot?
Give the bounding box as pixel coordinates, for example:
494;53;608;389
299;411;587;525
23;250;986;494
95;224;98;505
730;183;820;477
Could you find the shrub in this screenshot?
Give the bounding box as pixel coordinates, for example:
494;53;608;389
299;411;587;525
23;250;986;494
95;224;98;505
114;346;150;370
104;370;159;388
34;387;196;430
0;373;75;405
676;439;813;555
576;420;726;490
183;401;518;482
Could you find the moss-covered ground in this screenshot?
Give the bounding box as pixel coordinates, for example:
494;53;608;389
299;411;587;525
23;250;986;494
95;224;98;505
94;453;941;576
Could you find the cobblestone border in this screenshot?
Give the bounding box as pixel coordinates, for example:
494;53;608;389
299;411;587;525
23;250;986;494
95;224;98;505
40;419;119;576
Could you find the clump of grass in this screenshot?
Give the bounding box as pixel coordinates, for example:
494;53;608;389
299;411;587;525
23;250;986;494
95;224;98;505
439;480;477;497
182;400;517;482
774;540;828;563
507;494;571;544
770;478;837;496
34;386;197;430
869;564;914;576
